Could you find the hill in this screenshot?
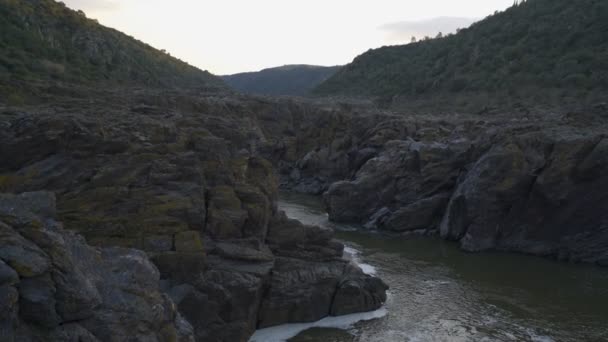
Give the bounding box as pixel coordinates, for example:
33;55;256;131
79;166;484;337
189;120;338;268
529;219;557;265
314;0;608;106
222;64;340;96
0;0;225;102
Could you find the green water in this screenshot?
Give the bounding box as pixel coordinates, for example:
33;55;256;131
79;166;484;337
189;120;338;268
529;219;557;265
279;192;608;342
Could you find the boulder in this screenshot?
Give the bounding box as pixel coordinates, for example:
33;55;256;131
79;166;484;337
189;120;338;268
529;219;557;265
0;192;194;342
331;264;389;316
258;257;388;328
257;257;347;328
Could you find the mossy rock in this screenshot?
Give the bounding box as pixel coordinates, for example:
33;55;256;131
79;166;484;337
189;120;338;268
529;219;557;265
132;218;190;235
174;231;204;253
209;186;242;209
0;168;40;192
206;208;246;239
85;236;139;249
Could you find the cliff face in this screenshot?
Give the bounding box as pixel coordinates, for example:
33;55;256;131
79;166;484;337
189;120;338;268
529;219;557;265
259;103;608;265
0;191;195;342
0;89;387;342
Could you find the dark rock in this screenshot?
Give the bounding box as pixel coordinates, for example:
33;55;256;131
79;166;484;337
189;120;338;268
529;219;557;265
267;211;342;261
258;257;387;328
262;101;603;265
0;260;19;286
0;222;50;278
152;252;207;284
331;265;389;316
324;139;466;223
18;274;60;328
440;141;542;251
206;186;248;239
179;269;265;342
363;207;391;230
0;192;194;341
257;257;346;328
174;231;205;253
0;93;391;341
214;241;274;262
382;193;451;232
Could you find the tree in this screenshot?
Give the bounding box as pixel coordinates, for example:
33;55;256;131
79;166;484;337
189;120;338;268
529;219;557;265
411;36;417;44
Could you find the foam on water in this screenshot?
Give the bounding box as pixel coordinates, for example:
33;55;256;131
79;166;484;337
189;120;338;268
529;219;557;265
248;307;388;342
248;242;384;341
343;245;377;276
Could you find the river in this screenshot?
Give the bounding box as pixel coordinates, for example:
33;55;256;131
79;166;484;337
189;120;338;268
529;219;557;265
253;192;608;342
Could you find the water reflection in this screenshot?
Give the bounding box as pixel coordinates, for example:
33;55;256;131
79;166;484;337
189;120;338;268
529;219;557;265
280;192;608;342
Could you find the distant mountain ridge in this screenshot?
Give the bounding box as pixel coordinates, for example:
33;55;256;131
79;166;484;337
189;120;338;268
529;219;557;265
314;0;608;104
0;0;225;101
222;64;341;96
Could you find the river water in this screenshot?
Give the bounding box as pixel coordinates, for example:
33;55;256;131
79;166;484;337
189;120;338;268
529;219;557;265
258;192;608;342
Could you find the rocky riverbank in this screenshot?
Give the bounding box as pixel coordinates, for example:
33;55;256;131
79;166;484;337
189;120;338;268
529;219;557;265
1;85;606;341
0;89;387;342
261;103;608;265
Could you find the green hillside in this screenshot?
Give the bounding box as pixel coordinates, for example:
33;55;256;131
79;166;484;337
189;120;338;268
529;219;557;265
0;0;225;101
314;0;608;104
222;65;341;96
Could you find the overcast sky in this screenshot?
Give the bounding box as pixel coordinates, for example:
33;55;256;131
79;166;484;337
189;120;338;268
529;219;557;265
62;0;514;75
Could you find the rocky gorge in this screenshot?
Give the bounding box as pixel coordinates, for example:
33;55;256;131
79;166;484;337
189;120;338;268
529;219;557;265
263;103;608;265
2;0;608;340
0;88;388;342
1;83;607;341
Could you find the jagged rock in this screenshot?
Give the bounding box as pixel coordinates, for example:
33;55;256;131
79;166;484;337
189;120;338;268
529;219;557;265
0;223;50;278
206;186;248;239
18;274;60;328
258;257;387;328
174;231;205;253
257;257;346;328
214;241;274;262
0;192;194;342
381;193;451;232
152;252;207;284
0;260;18;286
235;185;271;240
267;211;343;261
440;141;542;251
0;93;389;341
267;100;608;265
177;269;266;342
331;264;389;316
437;133;608;262
324;139;466;223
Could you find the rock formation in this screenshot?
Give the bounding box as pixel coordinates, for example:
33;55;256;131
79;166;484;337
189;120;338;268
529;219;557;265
266;106;608;265
0;89;388;341
0;191;195;342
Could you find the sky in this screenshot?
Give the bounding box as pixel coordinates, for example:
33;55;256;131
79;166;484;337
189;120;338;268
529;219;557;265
62;0;515;75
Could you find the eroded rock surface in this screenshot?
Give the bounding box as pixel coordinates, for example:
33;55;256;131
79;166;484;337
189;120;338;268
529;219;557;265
0;191;194;342
267;105;608;265
0;91;388;342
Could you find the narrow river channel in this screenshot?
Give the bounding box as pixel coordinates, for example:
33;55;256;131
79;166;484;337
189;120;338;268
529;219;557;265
254;192;608;342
